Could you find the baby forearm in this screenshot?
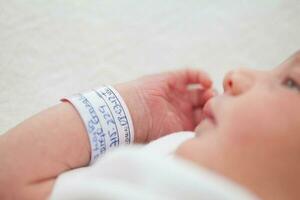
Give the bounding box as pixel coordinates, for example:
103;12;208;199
0;68;212;199
0;84;150;199
0;102;90;198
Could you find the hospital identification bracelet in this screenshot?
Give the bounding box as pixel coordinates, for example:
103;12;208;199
63;86;134;165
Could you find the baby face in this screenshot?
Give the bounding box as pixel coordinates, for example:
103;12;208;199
176;51;300;199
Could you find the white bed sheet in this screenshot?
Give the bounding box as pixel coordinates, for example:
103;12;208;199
1;0;299;133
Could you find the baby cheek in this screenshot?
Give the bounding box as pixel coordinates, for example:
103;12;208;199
220;107;269;147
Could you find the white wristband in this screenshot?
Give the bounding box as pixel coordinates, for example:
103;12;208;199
63;86;134;165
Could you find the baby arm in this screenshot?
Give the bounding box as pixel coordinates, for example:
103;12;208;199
0;103;94;199
0;69;213;199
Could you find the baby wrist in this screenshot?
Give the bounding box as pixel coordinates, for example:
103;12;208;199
63;86;134;165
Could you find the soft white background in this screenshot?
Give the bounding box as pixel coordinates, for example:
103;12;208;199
0;0;299;133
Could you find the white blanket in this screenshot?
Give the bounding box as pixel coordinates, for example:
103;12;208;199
50;132;259;200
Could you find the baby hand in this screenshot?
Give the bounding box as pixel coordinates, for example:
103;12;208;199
115;69;215;143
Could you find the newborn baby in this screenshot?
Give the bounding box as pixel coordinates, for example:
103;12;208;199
1;51;300;200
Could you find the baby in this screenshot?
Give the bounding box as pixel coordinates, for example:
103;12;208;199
1;51;300;199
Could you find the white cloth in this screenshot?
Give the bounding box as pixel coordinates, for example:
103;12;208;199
50;132;259;200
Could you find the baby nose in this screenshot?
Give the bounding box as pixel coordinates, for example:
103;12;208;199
223;68;255;95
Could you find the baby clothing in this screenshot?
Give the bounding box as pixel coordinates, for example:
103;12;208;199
50;132;258;200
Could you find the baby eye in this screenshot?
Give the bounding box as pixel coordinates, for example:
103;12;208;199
283;78;300;92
